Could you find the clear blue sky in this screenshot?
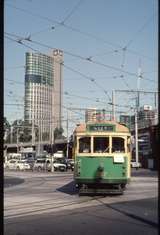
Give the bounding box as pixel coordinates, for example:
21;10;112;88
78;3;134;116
4;0;158;134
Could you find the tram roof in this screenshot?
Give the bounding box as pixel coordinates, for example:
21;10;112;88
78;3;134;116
74;121;130;133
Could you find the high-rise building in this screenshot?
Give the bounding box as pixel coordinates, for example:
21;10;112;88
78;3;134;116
119;106;158;131
24;49;63;142
138;106;158;127
119;115;134;129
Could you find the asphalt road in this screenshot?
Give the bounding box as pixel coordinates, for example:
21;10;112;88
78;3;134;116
4;169;158;235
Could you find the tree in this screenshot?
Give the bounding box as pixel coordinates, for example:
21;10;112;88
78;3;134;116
4;117;10;130
4;117;10;142
9;119;32;143
54;127;64;140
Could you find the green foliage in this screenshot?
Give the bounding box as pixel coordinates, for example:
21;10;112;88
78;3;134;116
4;117;10;130
54;127;64;139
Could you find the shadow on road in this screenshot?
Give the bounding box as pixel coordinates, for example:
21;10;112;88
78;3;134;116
95;197;158;228
4;177;25;188
57;181;78;195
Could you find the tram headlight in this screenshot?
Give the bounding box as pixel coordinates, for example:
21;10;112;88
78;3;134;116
98;166;104;172
97;166;104;179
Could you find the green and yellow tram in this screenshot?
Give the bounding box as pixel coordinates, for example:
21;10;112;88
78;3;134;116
73;121;131;195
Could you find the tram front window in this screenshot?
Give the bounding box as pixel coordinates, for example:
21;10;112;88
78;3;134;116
112;137;125;153
94;137;109;153
79;137;91;153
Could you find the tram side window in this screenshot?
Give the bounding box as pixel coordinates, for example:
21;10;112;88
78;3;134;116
79;137;91;153
94;137;109;153
112;137;125;153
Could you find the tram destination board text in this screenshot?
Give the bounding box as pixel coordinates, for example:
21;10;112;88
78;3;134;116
87;124;115;132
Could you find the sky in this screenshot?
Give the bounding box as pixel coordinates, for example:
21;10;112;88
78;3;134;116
4;0;158;135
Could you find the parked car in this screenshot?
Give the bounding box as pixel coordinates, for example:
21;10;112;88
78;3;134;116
53;160;67;172
26;159;36;170
33;158;67;172
5;159;18;170
65;159;74;171
5;159;31;170
130;160;142;168
33;159;50;171
16;160;31;170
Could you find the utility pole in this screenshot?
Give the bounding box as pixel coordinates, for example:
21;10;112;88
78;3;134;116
135;102;139;166
31;120;35;146
10;126;13;144
66;110;69;159
16;128;19;153
135;61;142;168
51;116;55;173
112;90;115;121
51;152;54;173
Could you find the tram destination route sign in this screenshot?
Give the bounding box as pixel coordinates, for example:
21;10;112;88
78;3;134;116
87;124;115;132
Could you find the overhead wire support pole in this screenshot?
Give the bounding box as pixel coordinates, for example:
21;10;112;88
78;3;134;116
135;61;142;168
66;110;69;159
16;128;19;153
112;90;115;121
135;104;139;168
51;115;55;173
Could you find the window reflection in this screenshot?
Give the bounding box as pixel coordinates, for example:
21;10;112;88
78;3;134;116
79;137;91;153
112;137;125;153
94;137;109;153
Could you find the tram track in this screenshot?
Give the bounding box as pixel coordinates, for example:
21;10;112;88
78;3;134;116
5;194;158;229
4;195;104;220
4;170;158;228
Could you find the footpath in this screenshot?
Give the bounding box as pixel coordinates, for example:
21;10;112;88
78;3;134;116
111;169;158;228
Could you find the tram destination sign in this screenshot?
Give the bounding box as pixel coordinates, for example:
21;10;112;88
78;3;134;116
87;124;115;132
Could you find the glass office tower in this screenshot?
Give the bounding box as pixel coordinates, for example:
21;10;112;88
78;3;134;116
24;50;63;142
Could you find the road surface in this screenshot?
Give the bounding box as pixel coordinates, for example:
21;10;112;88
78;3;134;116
4;169;158;235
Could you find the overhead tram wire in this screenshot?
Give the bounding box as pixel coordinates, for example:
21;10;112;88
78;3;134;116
26;26;55;37
5;35;156;116
5;65;25;70
119;75;131;89
4;32;156;84
64;91;107;105
26;38;157;83
5;3;120;49
63;105;85;118
5;35;40;53
60;0;85;25
26;0;84;38
120;14;155;68
5;34;156;109
125;14;155;49
5;76;107;105
5;79;24;85
5;3;156;63
63;64;111;101
5;34;113;101
5;32;85;60
4;36;156;110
